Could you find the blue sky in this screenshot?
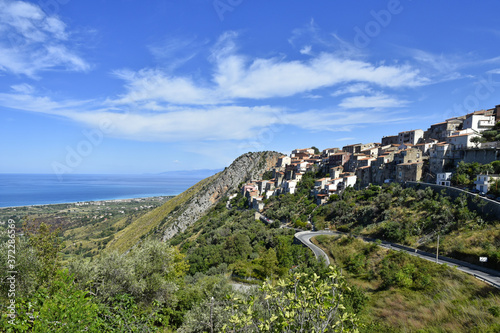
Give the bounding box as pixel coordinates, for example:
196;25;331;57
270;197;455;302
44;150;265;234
1;0;500;175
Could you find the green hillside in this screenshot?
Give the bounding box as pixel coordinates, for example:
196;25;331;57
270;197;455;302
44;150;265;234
106;174;217;253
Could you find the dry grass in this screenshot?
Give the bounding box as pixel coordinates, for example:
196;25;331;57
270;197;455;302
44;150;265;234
106;175;216;253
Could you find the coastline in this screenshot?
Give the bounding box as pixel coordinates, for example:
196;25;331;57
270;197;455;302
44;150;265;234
0;173;209;209
0;194;176;210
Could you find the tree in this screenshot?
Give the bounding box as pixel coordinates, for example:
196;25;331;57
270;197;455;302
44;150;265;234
26;223;63;286
224;266;358;332
260;248;279;278
311;146;320;155
489;178;500;196
491;161;500;174
70;239;187;303
470;136;484;148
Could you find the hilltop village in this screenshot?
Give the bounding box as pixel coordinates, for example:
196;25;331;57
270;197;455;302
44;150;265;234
241;104;500;209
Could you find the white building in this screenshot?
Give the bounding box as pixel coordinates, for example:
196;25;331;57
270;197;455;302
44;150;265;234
446;132;480;149
463;112;496;132
475;174;500;194
276;155;291;167
436;172;452;186
342;175;357;188
282;180;298;194
398;129;424;145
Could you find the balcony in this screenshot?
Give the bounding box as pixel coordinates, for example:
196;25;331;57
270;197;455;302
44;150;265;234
478;120;495;128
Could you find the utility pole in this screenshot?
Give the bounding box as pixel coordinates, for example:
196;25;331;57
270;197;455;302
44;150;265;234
436;234;440;264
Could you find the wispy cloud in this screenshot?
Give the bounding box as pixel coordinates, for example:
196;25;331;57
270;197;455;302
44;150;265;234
337;137;356;142
339;94;409;109
331;83;373;97
10;83;34;94
288;19;363;59
286;108;414;132
0;0;90;77
211;33;428;99
109;68;223;106
487;68;500;75
148;35;209;71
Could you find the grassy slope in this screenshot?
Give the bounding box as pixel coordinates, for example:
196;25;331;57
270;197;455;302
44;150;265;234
106;175;217;253
314;234;500;333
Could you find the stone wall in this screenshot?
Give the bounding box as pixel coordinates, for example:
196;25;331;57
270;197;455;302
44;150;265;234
463;148;500;164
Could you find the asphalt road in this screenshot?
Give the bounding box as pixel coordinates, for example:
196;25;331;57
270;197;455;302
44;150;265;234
294;230;500;290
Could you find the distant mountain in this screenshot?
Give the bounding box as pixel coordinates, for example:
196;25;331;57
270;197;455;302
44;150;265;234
159;169;223;178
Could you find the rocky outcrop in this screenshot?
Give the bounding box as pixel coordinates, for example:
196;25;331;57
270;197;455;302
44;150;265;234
160;151;281;241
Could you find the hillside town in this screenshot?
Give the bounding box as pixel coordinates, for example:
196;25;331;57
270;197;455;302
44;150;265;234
241;104;500;210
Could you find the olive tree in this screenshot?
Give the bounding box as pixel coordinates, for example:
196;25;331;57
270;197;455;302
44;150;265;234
223;266;358;332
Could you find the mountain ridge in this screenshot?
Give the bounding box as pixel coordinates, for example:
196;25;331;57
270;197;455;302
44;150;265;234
106;151;281;253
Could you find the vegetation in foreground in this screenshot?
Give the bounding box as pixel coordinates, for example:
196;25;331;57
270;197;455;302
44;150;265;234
0;205;360;331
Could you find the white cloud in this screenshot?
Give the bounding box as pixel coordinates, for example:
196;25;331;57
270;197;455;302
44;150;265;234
0;0;89;77
331;83;373;97
106;32;429;109
300;45;312;55
110;68;223;106
148;35;209;71
337;137;356;142
10;83;34;94
212;51;427;99
70;105;286;142
410;49;463;74
286;108;414;132
0;31;432;145
487;68;500;75
339;94;409;109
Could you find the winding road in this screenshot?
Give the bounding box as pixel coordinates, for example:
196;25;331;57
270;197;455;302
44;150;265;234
255;210;500;289
294;230;500;290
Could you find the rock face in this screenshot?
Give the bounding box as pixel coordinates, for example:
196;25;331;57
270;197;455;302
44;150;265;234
160;151;281;241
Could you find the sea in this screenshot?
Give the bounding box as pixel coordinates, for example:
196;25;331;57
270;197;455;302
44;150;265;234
0;173;217;208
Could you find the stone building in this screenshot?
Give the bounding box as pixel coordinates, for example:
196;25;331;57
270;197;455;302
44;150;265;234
396;162;423;182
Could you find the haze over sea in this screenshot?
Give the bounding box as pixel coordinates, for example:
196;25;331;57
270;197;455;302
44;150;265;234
0;172;219;208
